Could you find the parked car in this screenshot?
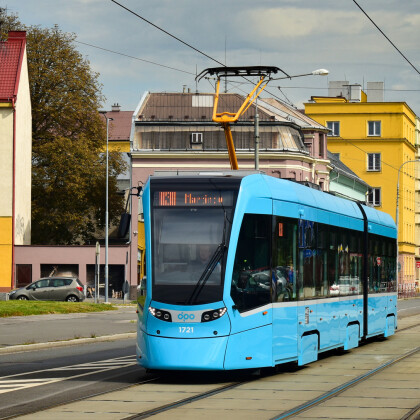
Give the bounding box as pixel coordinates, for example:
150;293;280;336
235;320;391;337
9;277;85;302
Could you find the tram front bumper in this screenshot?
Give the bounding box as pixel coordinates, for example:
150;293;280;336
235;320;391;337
137;333;229;370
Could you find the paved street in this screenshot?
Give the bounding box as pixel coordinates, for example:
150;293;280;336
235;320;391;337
0;305;137;349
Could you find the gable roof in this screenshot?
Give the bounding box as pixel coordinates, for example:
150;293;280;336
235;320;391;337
0;31;27;102
135;92;275;122
327;151;369;187
260;98;327;130
100;110;133;141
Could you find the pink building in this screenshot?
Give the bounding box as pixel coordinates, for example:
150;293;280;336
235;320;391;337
128;91;331;285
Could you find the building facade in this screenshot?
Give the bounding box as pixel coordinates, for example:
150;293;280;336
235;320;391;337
129;91;369;285
415;116;420;291
305;81;418;290
0;31;32;293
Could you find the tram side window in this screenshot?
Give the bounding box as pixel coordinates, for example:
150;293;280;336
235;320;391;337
272;217;298;302
231;214;272;312
298;220;324;299
327;226;362;297
368;235;396;293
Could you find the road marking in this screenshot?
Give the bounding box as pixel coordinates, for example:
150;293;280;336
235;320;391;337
0;356;137;394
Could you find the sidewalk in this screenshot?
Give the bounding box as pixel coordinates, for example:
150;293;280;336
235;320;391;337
0;304;137;353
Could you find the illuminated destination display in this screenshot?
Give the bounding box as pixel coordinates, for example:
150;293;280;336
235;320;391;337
154;190;234;207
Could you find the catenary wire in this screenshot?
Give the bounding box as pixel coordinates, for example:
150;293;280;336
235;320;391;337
107;0;411;176
75;40;195;75
352;0;420;76
110;0;225;67
108;0;295;108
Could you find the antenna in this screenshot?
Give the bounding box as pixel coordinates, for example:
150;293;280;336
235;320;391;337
195;64;198;93
224;35;227;93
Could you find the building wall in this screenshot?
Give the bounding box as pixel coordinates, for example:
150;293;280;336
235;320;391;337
415;117;420;290
0;105;14;291
14;48;32;246
329;172;368;202
15;245;130;286
0;106;13;216
305;100;417;286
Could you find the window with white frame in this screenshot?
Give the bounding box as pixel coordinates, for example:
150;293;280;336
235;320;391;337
326;121;340;137
190;132;203;144
368;121;381;136
367;188;381;207
367;153;381;171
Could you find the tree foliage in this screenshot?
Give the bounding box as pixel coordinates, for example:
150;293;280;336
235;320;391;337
1;10;126;244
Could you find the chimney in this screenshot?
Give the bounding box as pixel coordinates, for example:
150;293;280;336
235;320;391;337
366;82;384;102
111;103;121;112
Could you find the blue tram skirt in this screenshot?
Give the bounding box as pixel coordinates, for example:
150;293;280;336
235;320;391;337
137;333;229;370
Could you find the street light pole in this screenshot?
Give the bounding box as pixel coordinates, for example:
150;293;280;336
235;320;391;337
395;159;420;294
254;97;259;170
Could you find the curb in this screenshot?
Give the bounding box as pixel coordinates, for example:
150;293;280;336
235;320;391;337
0;332;136;355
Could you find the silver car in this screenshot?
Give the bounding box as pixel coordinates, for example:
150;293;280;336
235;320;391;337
9;277;85;302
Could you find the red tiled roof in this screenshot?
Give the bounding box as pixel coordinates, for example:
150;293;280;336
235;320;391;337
100;110;133;141
0;32;26;102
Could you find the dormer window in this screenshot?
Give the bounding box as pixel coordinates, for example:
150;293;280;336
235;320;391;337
190;133;203;144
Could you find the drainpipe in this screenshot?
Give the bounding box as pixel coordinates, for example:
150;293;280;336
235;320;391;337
11;97;16;289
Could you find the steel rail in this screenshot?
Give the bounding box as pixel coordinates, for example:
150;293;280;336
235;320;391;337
3;319;418;419
270;345;420;420
121;320;420;420
123;380;249;420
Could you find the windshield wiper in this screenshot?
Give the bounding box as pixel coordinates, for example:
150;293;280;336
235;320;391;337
186;242;226;305
187;210;228;305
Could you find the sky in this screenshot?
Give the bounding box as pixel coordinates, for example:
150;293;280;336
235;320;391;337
3;0;420;115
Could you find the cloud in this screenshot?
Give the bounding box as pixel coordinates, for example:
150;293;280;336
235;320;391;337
237;8;365;39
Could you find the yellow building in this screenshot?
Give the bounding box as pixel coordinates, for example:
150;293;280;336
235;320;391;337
0;32;32;293
305;82;417;289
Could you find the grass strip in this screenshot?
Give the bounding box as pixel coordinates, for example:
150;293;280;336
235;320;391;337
0;301;117;317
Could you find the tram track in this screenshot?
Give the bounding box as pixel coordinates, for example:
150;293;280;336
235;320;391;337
123;380;250;420
4;317;419;419
270;345;420;419
114;319;420;420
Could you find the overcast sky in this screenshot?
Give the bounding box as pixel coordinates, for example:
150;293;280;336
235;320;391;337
4;0;420;115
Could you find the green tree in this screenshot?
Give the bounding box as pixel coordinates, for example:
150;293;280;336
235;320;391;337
1;10;126;244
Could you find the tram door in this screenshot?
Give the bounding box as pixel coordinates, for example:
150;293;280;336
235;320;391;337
228;212;273;368
272;215;299;364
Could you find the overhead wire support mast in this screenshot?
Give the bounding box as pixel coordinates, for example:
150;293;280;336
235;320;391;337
196;66;286;170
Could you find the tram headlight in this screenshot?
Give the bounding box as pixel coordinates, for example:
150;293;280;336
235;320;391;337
201;307;227;322
148;306;172;322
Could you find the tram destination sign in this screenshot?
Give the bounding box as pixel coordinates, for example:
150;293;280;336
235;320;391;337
154;190;234;207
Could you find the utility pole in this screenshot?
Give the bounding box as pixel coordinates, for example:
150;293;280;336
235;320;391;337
254;98;260;170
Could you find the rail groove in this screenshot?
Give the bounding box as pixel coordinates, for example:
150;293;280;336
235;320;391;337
270;345;420;420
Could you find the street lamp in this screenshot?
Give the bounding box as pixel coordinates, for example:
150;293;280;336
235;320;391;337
271;68;329;81
395;159;420;293
100;112;113;303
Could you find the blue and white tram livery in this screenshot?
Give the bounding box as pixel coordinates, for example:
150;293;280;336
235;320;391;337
136;173;397;370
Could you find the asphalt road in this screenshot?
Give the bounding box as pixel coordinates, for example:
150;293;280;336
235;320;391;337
0;305;137;348
397;297;420;318
0;298;418;418
0;339;148;419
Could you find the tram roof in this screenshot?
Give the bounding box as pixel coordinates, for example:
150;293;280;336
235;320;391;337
250;174;396;235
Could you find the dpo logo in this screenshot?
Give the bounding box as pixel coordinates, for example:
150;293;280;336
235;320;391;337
178;312;195;322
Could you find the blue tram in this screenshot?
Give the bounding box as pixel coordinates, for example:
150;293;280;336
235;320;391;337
136;173;397;370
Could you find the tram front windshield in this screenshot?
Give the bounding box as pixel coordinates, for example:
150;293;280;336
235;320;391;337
151;183;237;305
